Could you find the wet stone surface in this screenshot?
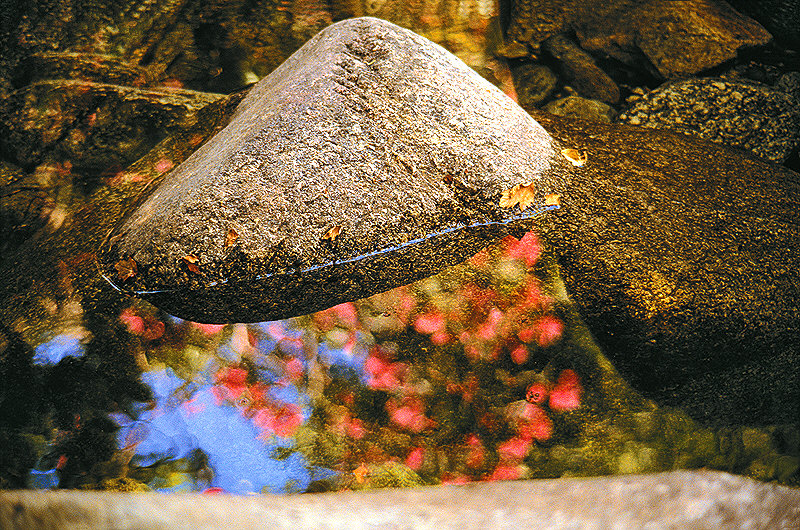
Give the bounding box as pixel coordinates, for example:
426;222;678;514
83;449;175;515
98;17;573;323
533;110;800;424
617;77;800;163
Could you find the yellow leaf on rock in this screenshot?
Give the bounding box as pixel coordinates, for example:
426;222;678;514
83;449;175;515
561;148;587;167
499;182;537;210
322;225;342;241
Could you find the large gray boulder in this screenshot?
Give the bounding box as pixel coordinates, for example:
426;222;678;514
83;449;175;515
98;17;571;323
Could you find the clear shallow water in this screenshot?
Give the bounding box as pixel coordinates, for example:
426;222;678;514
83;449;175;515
2;1;798;496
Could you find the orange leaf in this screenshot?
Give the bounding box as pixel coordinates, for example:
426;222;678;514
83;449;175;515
182;254;201;274
224;229;238;248
322;225;342;241
561;148;587;167
114;257;137;281
545;193;561;206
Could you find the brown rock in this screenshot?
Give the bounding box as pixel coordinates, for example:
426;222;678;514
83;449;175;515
543;95;616;123
626;0;773;78
532;109;800;424
509;0;772;79
0;80;224;171
1;471;798;529
511;63;558;107
542;33;619;104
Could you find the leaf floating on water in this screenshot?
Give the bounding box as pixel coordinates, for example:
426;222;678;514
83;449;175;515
224;228;239;248
114;257;137;281
322;225;342;241
561;148;587;167
182;254;201;274
545;193;561;206
499;182;537;210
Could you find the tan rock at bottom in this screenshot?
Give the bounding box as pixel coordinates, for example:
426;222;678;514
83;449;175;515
1;471;798;529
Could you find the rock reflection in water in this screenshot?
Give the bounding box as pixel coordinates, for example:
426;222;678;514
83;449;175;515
16;230;798;493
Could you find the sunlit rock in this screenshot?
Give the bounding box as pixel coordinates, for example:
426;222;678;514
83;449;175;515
98;17;571;323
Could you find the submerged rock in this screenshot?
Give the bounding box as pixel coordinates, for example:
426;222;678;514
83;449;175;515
541;33;619;104
543;95;616;123
98;17;572;323
617;77;800;163
511;63;558;108
508;0;772;79
533;110;800;424
0;80;224;172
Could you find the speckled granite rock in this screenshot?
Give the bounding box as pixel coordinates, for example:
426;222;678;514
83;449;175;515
97;17;571;323
1;471;798;529
617;77;800;163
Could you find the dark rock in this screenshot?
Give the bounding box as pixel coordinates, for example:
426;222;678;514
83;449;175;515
508;0;772;79
12;52;149;88
97;17;571;323
776;72;800;103
0;161;51;257
543;95;616;123
728;0;800;48
0;80;224;172
541;33;619;104
511;63;558;107
496;41;531;60
532;110;800;425
616;77;800;163
1;471;798;528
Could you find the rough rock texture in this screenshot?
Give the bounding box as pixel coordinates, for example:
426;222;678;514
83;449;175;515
511;63;558;108
12;52;150;88
728;0;800;48
0;80;224;172
508;0;772;79
541;33;619;104
97;17;571;323
1;471;798;529
532;110;800;425
543;95;616;123
617;77;800;163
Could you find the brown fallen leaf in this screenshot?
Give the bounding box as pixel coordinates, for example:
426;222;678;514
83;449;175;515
224;228;238;248
322;225;342;241
561;148;587;167
114;257;137;281
182;254;201;274
545;193;561;206
499;182;537;210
